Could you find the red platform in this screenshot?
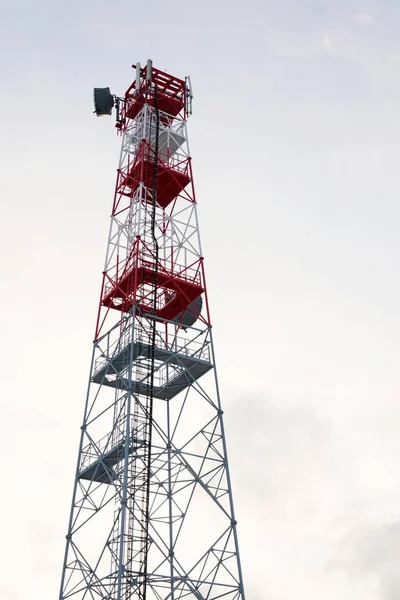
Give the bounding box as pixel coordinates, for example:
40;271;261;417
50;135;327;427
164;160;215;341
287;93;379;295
125;66;186;121
120;154;191;209
102;263;203;321
126;93;184;121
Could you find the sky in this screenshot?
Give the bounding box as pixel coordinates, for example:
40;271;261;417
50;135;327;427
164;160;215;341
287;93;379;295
1;0;400;598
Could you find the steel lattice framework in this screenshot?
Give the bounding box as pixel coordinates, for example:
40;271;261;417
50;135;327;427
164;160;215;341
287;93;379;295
59;61;246;600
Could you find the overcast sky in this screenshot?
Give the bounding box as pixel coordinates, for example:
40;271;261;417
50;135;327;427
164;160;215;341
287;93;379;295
1;1;400;598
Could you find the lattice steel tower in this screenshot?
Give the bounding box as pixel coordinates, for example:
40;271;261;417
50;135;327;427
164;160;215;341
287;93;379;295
59;60;246;600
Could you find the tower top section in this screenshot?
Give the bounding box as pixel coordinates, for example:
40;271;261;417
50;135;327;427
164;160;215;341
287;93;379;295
125;60;186;119
93;59;193;127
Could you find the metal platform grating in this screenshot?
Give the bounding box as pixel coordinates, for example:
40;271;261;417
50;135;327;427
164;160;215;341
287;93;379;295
92;341;213;399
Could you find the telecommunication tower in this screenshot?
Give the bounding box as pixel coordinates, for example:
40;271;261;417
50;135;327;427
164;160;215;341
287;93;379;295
59;59;246;600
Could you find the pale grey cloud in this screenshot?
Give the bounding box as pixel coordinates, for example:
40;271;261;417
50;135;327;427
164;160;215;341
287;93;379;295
379;572;400;600
353;11;375;24
328;519;400;598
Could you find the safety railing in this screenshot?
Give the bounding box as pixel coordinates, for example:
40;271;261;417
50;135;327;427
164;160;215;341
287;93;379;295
93;329;211;380
102;252;202;299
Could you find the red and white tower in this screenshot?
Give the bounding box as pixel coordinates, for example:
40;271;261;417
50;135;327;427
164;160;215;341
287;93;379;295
59;60;246;600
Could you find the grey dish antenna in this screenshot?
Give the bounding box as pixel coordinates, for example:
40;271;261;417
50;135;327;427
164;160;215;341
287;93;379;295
94;87;114;116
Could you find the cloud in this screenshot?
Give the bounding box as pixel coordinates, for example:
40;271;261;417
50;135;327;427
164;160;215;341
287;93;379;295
329;519;400;599
226;396;334;514
321;35;334;55
345;520;400;573
353;12;375;25
379;572;400;600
